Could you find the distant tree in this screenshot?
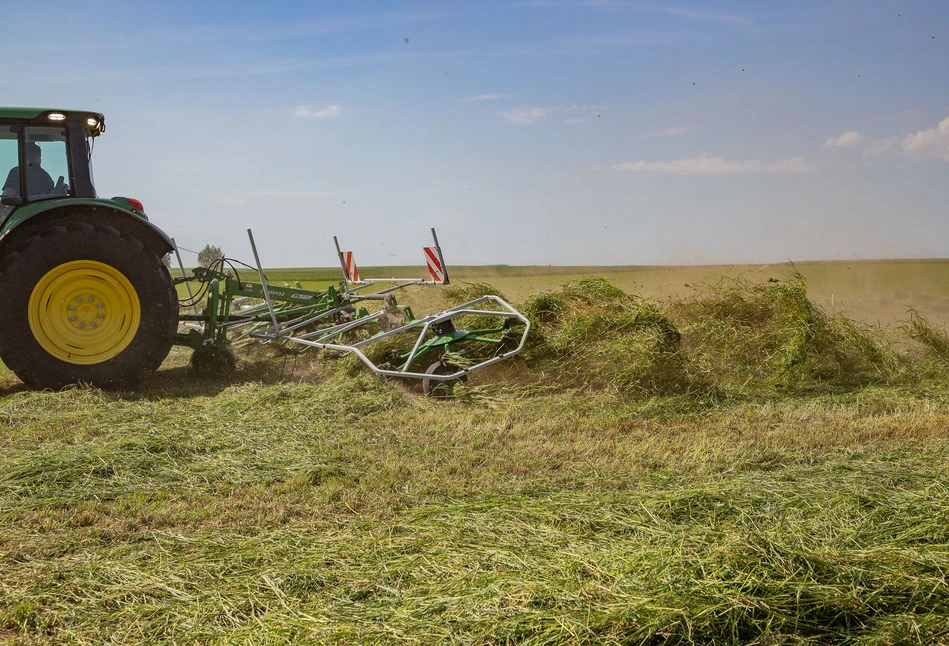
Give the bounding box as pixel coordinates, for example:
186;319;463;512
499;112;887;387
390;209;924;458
198;244;224;268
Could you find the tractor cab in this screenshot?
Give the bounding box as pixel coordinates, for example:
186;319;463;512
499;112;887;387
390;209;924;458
0;108;178;391
0;108;103;208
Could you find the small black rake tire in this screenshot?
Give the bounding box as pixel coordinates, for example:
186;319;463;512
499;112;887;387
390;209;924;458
0;220;178;389
421;360;468;398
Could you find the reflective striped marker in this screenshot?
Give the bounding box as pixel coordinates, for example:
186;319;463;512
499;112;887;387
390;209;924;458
342;251;360;283
423;246;444;284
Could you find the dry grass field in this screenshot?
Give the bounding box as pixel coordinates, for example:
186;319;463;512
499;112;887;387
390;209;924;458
4;261;949;644
257;259;949;327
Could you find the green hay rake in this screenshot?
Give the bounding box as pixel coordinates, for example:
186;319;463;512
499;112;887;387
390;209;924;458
173;229;530;394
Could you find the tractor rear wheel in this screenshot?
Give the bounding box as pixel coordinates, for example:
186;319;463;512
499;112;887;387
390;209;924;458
0;220;178;389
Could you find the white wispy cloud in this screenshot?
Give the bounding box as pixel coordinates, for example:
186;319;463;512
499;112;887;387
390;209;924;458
214;190;348;205
647;4;751;26
503;107;549;124
563;117;586;124
511;0;616;7
555;29;684;50
641;125;692;138
824;116;949;161
510;1;562;8
458;93;510;102
502;104;599;125
248;190;347;198
608;154;820;175
293;104;343;118
823;131;898;158
514;0;751;25
213;196;247;206
823;131;866;149
903;117;949;160
868;138;901;157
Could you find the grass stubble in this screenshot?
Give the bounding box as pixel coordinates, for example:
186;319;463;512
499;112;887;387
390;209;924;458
2;273;949;644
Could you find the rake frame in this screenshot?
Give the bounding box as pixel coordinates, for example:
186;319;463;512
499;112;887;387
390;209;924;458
172;229;530;385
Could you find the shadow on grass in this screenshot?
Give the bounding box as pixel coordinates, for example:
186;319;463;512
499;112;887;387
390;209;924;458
0;344;410;402
0;380;29;398
0;362;295;402
128;347;336;400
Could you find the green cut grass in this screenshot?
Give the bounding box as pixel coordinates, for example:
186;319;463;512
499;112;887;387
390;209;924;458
4;268;949;644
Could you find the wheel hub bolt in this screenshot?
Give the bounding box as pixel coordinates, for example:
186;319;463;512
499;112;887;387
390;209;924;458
79;323;85;328
87;297;94;302
69;305;75;311
91;322;97;327
76;297;82;302
98;313;104;319
70;316;77;321
97;303;103;308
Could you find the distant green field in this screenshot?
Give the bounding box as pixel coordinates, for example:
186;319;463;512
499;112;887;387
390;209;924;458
181;259;949;327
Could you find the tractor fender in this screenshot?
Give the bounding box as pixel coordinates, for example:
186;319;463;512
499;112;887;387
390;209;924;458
0;201;174;259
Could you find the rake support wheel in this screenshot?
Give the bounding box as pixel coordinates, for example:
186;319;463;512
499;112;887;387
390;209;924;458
0;219;178;389
422;360;468;398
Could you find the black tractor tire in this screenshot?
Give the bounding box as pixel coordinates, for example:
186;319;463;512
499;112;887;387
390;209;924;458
0;220;178;389
421;360;468;398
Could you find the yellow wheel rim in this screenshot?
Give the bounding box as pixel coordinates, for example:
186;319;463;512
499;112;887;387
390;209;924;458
28;260;141;365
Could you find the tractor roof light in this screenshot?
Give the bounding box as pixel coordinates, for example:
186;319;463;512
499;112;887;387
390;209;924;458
86;118;98;127
48;113;66;121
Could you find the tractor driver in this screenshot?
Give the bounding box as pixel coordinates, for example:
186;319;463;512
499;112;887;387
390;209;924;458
2;143;54;198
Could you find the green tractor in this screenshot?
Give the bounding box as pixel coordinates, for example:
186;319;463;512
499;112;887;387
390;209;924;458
0;108;177;389
0;107;532;393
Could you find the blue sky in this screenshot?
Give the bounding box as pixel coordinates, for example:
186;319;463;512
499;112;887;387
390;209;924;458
7;0;949;266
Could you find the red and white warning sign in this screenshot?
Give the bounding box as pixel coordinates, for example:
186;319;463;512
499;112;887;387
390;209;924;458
342;251;360;282
423;246;444;284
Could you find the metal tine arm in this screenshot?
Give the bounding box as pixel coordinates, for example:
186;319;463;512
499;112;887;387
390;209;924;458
401;322;433;373
171;237;200;315
351;277;427;284
439;309;519;318
343;281;423;299
251;305;350;337
346;280;376;293
430;227;450;285
268;305;353;336
247;229;282;339
306;311;389;342
333;235;351;286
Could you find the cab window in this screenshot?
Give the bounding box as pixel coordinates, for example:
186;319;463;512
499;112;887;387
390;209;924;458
0;127;19;198
24;127;71;199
